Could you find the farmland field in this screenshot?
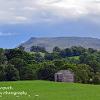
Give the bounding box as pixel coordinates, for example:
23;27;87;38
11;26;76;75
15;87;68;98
0;80;100;100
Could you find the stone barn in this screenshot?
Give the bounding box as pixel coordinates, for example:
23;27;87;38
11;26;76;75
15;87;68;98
55;70;74;82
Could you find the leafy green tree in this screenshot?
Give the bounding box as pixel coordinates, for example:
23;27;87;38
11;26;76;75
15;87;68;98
5;49;25;60
0;65;6;81
88;48;97;53
45;53;54;60
59;50;67;58
79;52;96;64
71;46;86;56
53;60;65;69
30;46;46;53
20;66;34;80
53;46;61;52
37;63;56;81
5;64;20;81
74;64;92;83
0;49;7;65
33;53;44;62
93;72;100;84
64;48;72;57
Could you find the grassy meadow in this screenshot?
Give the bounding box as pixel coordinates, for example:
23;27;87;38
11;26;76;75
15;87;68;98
0;80;100;100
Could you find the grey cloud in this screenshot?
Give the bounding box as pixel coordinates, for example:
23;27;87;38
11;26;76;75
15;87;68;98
0;0;100;24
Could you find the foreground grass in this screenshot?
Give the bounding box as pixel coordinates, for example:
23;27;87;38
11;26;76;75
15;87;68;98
0;80;100;100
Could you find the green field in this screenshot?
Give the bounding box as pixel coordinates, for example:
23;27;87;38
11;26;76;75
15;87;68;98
0;80;100;100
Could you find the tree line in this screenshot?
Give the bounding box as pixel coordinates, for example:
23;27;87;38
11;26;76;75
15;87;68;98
0;46;100;84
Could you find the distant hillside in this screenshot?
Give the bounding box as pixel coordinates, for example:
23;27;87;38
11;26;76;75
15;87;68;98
20;37;100;52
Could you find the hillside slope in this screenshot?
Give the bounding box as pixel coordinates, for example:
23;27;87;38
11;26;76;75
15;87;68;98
20;37;100;52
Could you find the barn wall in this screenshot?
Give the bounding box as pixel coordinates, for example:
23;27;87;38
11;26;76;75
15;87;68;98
55;70;74;82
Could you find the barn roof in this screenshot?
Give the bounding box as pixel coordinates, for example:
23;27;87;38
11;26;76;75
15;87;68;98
55;70;73;74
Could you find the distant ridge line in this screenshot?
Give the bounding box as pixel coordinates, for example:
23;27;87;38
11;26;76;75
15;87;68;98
19;37;100;52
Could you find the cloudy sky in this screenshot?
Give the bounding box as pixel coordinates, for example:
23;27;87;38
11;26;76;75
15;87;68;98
0;0;100;48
